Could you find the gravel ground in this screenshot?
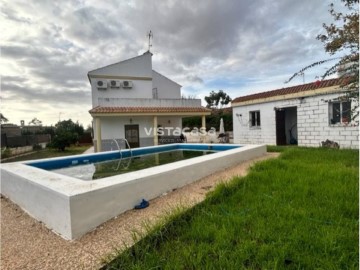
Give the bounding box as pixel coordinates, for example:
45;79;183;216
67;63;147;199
1;153;279;270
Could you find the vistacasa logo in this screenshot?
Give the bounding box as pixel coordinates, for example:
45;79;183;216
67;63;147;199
144;127;217;136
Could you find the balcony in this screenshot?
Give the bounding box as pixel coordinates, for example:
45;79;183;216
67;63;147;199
98;98;202;108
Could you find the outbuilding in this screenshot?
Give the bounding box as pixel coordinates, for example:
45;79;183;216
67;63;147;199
232;78;359;149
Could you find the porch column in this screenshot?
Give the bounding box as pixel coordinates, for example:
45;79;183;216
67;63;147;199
200;115;206;143
95;117;102;152
201;115;206;130
153;115;158;146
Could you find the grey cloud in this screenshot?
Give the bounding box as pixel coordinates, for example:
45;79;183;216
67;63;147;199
1;0;337;125
30;63;89;87
186;75;203;84
121;0;333;75
1;81;91;105
0;4;32;24
1;45;50;60
63;6;126;46
127;1;256;65
2;44;89;88
15;108;40;113
1;76;28;83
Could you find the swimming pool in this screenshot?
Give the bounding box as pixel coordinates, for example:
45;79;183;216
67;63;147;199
27;144;237;180
1;143;266;240
50;150;216;180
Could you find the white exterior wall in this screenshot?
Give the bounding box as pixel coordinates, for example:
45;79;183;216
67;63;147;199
97;98;201;107
152;70;181;99
157;116;182;135
97;117;183;139
95;116;154;147
297;93;358;149
93;116;183;148
233;101;280;145
91;80;153;106
233;92;359;149
89;53;153;107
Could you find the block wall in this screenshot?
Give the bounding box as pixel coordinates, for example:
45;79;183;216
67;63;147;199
233;93;359;149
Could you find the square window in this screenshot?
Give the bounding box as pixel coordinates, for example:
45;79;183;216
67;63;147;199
250;111;261;127
329;101;351;125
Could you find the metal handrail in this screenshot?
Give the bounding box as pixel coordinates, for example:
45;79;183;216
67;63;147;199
114;155;132;171
120;138;133;158
111;138;132;171
111;138;132;157
112;138;122;158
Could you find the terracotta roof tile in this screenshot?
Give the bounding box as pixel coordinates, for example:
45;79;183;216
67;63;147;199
232;78;344;104
89;106;211;114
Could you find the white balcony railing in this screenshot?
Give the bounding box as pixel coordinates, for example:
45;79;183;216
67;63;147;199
98;98;202;107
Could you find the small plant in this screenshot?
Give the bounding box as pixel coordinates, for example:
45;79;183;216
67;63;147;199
1;148;11;159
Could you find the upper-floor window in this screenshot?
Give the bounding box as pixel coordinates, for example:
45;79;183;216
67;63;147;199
152;88;158;99
250;111;261;127
329;101;351;125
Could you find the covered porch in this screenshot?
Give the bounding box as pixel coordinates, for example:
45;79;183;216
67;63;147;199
89;106;211;152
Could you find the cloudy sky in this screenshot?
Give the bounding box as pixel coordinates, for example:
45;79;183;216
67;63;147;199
1;0;343;126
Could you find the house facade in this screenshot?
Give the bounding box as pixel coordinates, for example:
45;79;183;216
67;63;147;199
88;51;210;151
232;78;359;149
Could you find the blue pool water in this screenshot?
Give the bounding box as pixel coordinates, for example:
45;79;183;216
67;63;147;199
26;144;240;180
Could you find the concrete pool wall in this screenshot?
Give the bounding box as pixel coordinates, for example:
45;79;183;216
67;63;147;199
1;144;266;240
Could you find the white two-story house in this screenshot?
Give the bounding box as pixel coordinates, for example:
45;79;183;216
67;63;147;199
88;51;210;151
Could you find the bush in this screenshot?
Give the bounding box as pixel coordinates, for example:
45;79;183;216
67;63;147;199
48;119;84;151
182;109;233;131
1;148;11;159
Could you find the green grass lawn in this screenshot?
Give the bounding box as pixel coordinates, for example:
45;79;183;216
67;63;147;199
103;147;359;270
1;145;91;163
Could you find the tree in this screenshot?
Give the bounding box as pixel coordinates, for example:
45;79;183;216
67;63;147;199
28;117;42;126
85;124;93;133
0;113;8;124
205;90;232;109
287;0;359;119
49;119;84;151
42;126;56;138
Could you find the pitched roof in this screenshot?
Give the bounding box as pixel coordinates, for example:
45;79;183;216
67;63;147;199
152;70;182;87
232;78;344;104
88;51;152;75
89;106;211;114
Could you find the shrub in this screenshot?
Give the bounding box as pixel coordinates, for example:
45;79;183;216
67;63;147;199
1;148;11;159
47;119;84;151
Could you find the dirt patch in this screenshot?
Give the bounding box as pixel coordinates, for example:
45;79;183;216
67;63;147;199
1;153;279;270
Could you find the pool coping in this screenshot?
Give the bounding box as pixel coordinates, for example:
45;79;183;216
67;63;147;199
1;143;266;240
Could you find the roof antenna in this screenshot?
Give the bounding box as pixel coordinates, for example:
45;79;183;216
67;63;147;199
299;71;305;84
147;30;153;52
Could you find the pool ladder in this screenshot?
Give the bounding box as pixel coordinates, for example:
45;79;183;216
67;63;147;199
112;138;133;170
